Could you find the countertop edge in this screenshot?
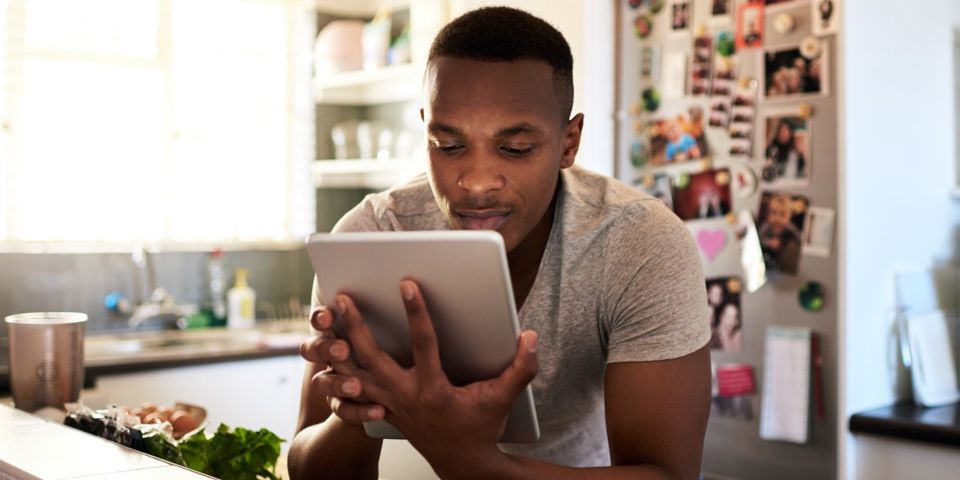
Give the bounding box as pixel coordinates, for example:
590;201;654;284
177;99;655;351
849;402;960;448
0;346;301;396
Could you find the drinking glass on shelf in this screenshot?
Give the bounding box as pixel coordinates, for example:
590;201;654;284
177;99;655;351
331;120;359;160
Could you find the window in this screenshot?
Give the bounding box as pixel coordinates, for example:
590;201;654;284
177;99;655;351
0;0;315;246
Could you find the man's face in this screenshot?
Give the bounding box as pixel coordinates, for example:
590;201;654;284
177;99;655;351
421;58;582;252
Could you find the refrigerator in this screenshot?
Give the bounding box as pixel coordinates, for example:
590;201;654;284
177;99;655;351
615;1;840;478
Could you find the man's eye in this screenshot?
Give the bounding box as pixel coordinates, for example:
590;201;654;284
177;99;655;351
500;145;534;157
430;142;464;155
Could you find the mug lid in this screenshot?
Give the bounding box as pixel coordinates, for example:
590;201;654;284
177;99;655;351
4;312;88;325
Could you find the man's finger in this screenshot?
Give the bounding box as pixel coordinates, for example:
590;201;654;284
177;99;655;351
337;294;402;378
485;330;539;404
329;397;386;424
401;279;444;381
299;336;351;365
311;370;365;399
310;307;334;332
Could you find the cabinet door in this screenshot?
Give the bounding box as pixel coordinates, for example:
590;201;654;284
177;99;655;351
93;356;304;446
93;356;438;478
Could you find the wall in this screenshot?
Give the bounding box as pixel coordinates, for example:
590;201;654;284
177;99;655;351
841;0;960;478
448;0;615;176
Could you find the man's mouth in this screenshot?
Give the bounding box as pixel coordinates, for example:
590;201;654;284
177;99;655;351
454;209;511;230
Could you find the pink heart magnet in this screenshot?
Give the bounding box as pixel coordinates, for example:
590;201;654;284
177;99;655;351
697;229;727;262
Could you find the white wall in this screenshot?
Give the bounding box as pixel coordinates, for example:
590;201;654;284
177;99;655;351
841;0;960;478
447;0;616;175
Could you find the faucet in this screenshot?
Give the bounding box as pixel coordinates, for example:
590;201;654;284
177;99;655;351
104;245;193;329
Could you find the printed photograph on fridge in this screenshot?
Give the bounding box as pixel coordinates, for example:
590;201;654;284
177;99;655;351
671;169;732;221
706;276;743;352
764;45;826;98
762;114;811;187
757;191;809;274
646;106;709;165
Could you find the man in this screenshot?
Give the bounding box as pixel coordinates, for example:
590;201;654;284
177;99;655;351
290;7;710;480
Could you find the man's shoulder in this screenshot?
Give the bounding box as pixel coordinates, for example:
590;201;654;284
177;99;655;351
333;173;446;232
561;166;676;230
371;173;438;217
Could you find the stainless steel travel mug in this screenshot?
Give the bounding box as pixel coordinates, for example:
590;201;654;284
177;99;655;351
5;312;87;412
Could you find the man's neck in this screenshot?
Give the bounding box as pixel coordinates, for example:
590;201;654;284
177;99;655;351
507;178;559;310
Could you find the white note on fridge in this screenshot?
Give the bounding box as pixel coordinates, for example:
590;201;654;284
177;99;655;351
759;326;811;444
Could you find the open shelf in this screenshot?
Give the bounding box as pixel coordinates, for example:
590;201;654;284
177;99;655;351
313;0;411;17
313;63;422;105
312;159;425;189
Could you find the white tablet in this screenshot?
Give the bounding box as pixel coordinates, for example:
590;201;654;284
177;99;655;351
305;230;540;443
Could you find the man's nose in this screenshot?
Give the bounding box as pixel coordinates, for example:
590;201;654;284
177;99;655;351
457;157;506;195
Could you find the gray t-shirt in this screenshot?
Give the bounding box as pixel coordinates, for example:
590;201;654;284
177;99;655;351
316;165;710;467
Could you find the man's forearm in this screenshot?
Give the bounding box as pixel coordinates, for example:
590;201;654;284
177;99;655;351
287;416;383;480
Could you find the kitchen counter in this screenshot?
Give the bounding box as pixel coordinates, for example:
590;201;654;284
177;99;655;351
0;403;214;479
849;401;960;447
0;320;308;395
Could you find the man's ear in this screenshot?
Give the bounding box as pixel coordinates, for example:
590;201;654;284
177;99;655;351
560;113;584;169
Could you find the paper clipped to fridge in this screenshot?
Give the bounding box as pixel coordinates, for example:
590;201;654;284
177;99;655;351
760;326;812;444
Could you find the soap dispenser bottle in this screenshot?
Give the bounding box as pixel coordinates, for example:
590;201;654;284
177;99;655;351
227;268;256;329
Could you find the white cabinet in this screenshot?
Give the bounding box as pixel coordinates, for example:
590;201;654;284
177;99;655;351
90;357;438;479
854;435;960;480
92;356;305;449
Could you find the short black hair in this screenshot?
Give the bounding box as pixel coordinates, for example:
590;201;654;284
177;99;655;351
427;7;574;120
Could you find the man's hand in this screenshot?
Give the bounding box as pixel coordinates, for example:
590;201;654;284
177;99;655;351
298;305;386;425
332;279;539;478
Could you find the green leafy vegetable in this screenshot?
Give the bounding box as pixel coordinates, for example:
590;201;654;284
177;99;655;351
140;426;185;466
180;424;283;480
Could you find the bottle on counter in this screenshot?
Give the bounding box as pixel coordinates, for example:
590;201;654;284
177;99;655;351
227;268;256;330
207;248;228;327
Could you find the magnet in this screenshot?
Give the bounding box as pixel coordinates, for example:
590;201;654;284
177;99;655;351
649;0;665;14
630;140;649;168
799;281;826;312
641;87;661;111
697;229;728;262
634;14;654;39
629;102;642;115
738;76;756;89
727;277;743;294
761;164;778;182
800;36;822;59
716;31;736;57
628;0;644;9
798;103;815;119
695;24;710;37
715;170;731;187
673;172;691;189
730;165;758;197
772;13;795;34
633;120;645;133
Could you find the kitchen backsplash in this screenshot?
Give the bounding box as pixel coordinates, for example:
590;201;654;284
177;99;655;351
0;248;314;334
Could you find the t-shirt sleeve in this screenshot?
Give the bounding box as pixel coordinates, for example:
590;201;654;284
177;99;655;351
603;200;711;363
